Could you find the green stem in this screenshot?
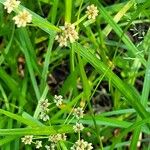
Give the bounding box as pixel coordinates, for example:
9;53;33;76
65;0;72;22
74;15;87;26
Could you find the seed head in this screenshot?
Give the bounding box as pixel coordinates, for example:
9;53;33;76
73;122;84;133
55;34;68;47
21;135;33;145
13;9;32;27
55;22;78;47
48;133;67;143
86;4;99;20
73;107;84;119
39;112;50;121
63;22;79;43
71;139;93;150
54;95;63;107
39;99;50;112
4;0;20;13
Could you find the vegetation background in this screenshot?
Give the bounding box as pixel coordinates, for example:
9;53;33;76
0;0;150;149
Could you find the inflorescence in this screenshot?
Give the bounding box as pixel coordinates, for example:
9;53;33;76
4;0;32;27
13;9;32;27
4;0;20;13
55;4;99;47
86;4;99;20
55;22;79;47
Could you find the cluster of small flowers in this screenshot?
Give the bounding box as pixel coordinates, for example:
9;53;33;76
55;22;79;47
86;4;99;20
54;95;63;107
45;133;67;150
71;139;93;150
73;107;85;133
4;0;20;13
21;135;42;149
56;4;98;47
39;99;51;121
21;135;33;145
73;107;84;120
48;133;67;143
72;107;93;149
3;0;32;27
21;134;67;149
73;122;84;133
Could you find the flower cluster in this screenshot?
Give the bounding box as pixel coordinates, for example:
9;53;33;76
73;107;84;119
39;99;51;111
21;135;42;149
71;139;93;150
3;0;32;27
48;133;67;143
55;22;79;47
54;95;63;107
55;4;99;47
47;133;67;149
72;106;92;149
21;134;67;149
72;107;84;133
86;4;99;20
13;9;32;27
21;135;33;145
73;122;84;133
38;99;51;121
4;0;20;13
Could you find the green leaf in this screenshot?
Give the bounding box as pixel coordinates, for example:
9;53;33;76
73;42;150;120
16;28;41;100
0;109;39;127
0;125;73;136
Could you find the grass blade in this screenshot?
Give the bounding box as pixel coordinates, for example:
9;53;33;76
73;42;149;120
